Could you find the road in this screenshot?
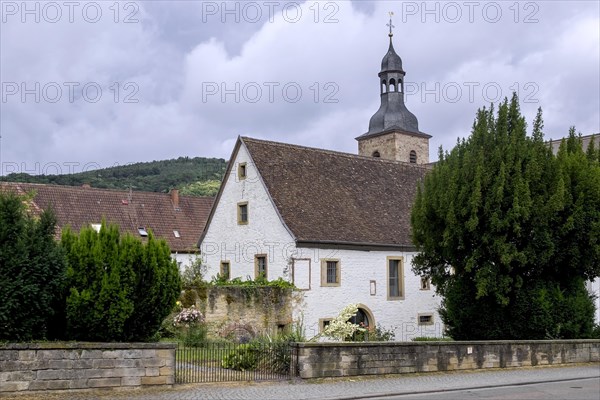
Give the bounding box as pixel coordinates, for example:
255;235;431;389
368;377;600;400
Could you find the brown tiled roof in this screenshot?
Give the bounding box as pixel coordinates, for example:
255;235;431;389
241;137;431;248
0;182;213;252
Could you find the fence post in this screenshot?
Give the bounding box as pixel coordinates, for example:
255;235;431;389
291;342;300;378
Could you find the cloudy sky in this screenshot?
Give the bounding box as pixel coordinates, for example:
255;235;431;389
1;0;599;176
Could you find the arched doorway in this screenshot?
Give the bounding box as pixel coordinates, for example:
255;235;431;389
349;304;375;329
349;305;375;341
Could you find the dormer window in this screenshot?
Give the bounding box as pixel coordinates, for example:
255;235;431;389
410;150;417;164
372;151;381;158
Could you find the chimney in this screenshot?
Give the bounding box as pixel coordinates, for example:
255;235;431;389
170;189;179;209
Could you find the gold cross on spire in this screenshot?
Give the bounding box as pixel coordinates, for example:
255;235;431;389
387;11;395;37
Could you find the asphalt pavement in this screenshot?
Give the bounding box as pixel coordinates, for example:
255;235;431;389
368;377;600;400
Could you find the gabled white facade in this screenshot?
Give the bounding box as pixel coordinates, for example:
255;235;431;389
200;141;443;340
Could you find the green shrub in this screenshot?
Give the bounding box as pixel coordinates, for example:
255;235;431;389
364;324;396;342
181;289;198;308
179;324;208;347
0;192;66;341
591;325;600;339
62;221;181;341
181;258;206;289
440;277;595;340
412;336;453;342
210;276;295;289
158;312;179;339
221;344;259;371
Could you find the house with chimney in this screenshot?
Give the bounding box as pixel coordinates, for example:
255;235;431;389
198;29;444;339
0;182;213;270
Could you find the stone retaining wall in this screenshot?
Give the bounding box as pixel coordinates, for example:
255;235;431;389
295;340;600;378
0;342;175;393
187;286;297;340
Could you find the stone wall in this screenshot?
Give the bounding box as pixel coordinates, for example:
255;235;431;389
0;342;175;393
296;340;600;378
392;131;430;164
357;131;429;164
182;286;296;340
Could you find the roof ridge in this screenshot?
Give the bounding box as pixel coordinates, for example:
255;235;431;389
0;182;214;199
241;136;431;171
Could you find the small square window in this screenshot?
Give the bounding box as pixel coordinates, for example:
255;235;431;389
238;162;247;180
418;314;434;326
420;277;430;290
321;259;340;287
237;202;248;225
173;230;180;238
138;227;148;237
220;261;230;280
255;255;267;279
319;318;332;333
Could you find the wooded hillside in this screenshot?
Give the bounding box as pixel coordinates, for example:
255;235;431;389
1;157;226;196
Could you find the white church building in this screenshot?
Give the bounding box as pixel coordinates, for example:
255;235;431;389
198;30;444;340
198;24;600;338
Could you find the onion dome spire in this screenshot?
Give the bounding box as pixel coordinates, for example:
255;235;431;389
360;12;422;137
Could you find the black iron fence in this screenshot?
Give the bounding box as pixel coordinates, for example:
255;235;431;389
175;341;298;383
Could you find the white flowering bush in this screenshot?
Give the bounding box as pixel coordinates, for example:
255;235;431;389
321;303;366;341
173;305;204;327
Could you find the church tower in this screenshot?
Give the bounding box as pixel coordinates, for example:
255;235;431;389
356;16;430;164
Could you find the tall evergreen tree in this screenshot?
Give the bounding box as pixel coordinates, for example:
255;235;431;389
411;94;600;339
0;191;66;341
586;135;598;162
62;221;181;341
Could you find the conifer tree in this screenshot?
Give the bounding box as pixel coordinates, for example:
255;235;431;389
411;94;600;339
62;221;181;341
586;135;597;162
0;191;66;341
